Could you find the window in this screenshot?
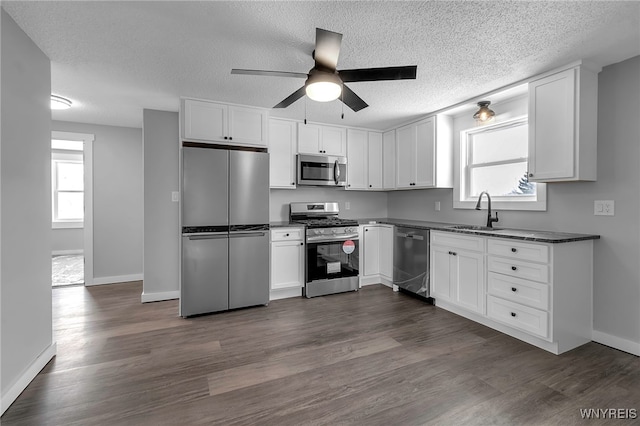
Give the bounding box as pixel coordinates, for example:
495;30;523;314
52;139;84;227
454;116;546;211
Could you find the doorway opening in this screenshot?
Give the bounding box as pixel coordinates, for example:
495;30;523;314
51;131;94;287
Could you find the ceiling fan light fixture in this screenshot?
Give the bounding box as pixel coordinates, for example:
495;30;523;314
473;100;495;123
305;71;342;102
51;94;72;110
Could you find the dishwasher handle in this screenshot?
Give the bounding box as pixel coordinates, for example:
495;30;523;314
396;232;424;241
184;233;228;240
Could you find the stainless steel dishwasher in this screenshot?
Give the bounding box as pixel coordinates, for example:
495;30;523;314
393;226;431;300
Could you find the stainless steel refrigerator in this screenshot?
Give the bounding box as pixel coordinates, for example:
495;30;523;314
180;146;270;317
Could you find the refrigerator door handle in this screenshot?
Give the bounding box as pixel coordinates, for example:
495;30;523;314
186;233;228;240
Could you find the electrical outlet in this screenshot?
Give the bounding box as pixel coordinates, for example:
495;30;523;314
345;201;351;210
594;200;614;216
435;201;441;211
171;191;180;202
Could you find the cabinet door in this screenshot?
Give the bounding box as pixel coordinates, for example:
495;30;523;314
414;117;435;188
183;99;227;142
228;105;268;146
454;250;485;314
528;68;575;181
321;126;347;156
297;123;322;154
368;132;383;189
396;124;415;188
271;240;304;290
269;119;297;188
379;225;394;279
430;245;453;301
383;130;396;190
363;226;380;276
347;129;367;190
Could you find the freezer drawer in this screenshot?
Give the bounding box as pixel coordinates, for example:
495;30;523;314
229;231;270;309
181;233;229;316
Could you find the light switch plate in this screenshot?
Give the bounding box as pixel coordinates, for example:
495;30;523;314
594;200;614;216
435;201;441;211
345;202;351;210
171;191;180;202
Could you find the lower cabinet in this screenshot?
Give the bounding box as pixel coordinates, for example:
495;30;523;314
360;224;393;287
270;227;304;300
430;233;485;315
430;231;594;355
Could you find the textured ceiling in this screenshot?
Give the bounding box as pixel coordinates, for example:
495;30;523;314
3;1;639;130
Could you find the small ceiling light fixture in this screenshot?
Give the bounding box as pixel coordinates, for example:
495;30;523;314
305;70;342;102
473;100;495;123
51;95;72;110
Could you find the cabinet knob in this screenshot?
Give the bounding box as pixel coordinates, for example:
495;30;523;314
511;266;517;271
511;287;517;292
224;136;228;140
300;242;304;246
529;173;534;177
449;251;457;256
291;182;295;185
365;229;368;232
284;233;289;237
229;136;233;140
369;184;372;188
511;312;517;317
511;248;517;253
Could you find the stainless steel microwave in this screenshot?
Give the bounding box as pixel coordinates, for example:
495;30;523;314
297;154;347;187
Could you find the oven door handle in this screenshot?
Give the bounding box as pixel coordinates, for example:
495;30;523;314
307;233;359;243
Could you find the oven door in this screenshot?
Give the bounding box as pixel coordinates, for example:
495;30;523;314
305;234;359;297
297;154;347;186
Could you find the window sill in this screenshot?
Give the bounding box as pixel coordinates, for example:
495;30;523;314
52;222;84;229
453;198;546;211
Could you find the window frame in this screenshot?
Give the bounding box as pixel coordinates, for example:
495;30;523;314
454;116;547;211
51;145;85;229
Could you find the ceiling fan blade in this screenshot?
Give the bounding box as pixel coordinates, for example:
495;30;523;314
313;28;342;71
273;86;307;108
231;69;308;79
340;84;368;112
339;65;417;82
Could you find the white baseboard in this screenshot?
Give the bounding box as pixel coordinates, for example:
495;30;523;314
141;290;179;303
269;287;303;300
88;273;143;286
1;342;57;415
592;330;640;356
52;249;83;256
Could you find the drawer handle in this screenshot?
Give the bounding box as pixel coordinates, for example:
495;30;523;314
285;233;290;237
511;312;517;317
511;248;517;253
511;266;518;271
511;287;517;292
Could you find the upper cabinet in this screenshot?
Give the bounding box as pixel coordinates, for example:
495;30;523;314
182;98;268;147
346;129;383;191
298;123;346;156
527;64;599;182
268;119;297;189
382;130;396;190
396;115;453;189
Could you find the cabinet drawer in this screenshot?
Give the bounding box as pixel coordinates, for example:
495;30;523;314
487;296;549;339
271;228;303;242
488;256;549;283
488;239;549;263
487;272;549;311
431;231;485;252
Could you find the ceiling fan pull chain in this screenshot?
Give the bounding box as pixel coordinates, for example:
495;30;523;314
304;97;307;124
341;90;345;119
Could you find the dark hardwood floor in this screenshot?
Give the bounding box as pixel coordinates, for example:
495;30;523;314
2;282;639;425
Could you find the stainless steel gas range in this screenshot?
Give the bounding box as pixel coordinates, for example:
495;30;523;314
290;202;360;298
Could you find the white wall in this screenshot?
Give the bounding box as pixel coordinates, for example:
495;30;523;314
142;109;180;302
270;188;388;222
52;228;83;254
1;8;56;414
52;121;143;283
388;56;640;352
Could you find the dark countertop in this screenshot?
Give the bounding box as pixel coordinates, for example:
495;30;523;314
355;218;600;244
270;221;305;229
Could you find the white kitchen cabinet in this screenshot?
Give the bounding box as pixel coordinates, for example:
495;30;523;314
395;115;453;189
182;98;268;147
346;130;384;191
431;230;594;355
270;227;304;300
346;129;367;190
382;130;396;190
268;119;297;189
430;232;485;315
297;123;346;156
360;224;393;287
528;63;599;182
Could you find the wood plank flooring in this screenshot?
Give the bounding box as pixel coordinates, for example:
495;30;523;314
2;282;639;425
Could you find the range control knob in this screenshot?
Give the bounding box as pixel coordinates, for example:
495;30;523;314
332;229;339;234
314;230;321;235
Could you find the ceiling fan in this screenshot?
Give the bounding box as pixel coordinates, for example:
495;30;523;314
231;28;417;112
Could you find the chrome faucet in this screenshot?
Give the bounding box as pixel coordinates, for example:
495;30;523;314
475;191;499;228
